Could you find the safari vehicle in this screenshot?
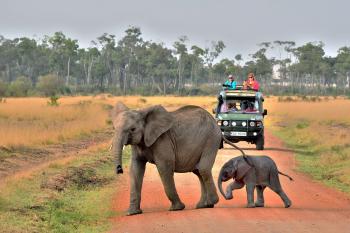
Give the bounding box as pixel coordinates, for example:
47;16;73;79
215;85;267;150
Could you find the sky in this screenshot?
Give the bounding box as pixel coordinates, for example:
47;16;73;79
1;0;350;61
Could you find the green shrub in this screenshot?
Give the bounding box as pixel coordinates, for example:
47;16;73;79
47;95;60;106
37;74;64;96
0;80;8;96
8;76;32;97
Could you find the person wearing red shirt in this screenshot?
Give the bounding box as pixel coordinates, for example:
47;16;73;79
246;73;260;91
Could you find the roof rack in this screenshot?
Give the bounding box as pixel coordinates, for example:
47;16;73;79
222;85;258;92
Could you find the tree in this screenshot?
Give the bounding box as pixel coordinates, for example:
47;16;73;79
234;54;242;66
8;76;32;96
46;32;79;85
173;36;188;92
115;27;144;94
203;41;225;85
36;74;64;96
189;45;205;86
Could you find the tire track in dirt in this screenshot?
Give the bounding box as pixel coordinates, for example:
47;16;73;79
111;131;350;233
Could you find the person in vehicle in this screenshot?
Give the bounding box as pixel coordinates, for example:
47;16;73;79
245;73;260;91
223;75;237;90
245;101;257;112
227;102;238;112
220;101;228;112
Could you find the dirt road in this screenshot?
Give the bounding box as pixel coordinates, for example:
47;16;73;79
111;131;350;233
0;130;113;184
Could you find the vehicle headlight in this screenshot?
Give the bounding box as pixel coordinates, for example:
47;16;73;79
223;120;229;126
249;121;255;127
217;121;222;126
256;121;263;127
242;121;247;127
231;121;236;126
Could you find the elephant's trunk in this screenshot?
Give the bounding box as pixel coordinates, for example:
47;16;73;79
113;131;126;174
217;168;227;199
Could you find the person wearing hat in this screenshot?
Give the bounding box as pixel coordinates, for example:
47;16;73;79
223;74;237;90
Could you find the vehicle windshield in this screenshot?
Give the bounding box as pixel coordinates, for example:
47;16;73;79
219;98;260;114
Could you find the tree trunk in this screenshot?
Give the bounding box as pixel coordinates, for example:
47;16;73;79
66;57;71;85
163;76;166;95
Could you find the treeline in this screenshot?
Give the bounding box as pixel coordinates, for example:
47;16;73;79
0;26;350;97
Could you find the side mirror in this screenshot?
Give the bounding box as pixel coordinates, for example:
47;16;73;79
263;109;268;116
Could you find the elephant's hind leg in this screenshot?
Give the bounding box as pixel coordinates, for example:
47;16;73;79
193;169;208;208
195;141;220;208
269;171;292;208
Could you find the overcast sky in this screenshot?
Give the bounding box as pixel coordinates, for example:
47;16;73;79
2;0;350;60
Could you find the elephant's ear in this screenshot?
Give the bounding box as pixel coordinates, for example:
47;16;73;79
235;158;252;181
141;105;174;147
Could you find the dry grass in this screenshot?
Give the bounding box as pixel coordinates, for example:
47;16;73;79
0;97;109;147
0;95;216;147
265;96;350;191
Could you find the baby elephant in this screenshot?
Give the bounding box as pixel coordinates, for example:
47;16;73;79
218;155;293;208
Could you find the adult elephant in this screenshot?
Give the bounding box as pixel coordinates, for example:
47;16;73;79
112;102;222;215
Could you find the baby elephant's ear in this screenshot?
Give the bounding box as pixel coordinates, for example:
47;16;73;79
235;159;252;180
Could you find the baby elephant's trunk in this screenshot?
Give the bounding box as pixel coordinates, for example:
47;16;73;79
217;168;227;199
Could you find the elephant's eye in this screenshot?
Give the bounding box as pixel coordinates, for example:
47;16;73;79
130;127;136;132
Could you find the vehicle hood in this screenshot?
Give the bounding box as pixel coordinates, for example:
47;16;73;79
217;113;263;121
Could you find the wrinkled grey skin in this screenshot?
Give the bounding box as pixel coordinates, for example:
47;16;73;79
112;102;222;215
218;156;292;208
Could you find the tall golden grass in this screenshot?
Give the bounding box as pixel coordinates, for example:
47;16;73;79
0;95;216;147
0;97;109;147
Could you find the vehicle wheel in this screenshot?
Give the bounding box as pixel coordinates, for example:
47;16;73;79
256;135;264;150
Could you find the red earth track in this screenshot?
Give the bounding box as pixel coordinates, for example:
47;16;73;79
111;131;350;233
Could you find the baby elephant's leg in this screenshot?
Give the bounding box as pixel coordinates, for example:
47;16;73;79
246;183;256;208
225;181;244;200
255;185;266;207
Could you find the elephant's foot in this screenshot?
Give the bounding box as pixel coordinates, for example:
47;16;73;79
196;202;214;209
255;202;264;207
225;191;233;200
247;203;256;208
208;194;219;205
284;200;292;208
127;208;143;216
169;201;185;211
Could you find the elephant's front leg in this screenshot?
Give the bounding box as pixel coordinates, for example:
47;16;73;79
225;181;244;200
255;185;266;207
128;157;146;216
246;183;256;208
156;160;185;211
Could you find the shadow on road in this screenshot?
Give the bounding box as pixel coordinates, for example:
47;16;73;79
221;147;305;153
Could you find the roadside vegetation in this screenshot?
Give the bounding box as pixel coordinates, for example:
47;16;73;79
266;97;350;192
0;145;131;233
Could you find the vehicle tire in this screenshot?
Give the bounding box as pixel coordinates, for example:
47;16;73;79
256;135;264;150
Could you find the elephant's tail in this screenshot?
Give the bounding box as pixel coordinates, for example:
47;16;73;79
278;170;294;181
222;136;246;156
221;136;254;167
